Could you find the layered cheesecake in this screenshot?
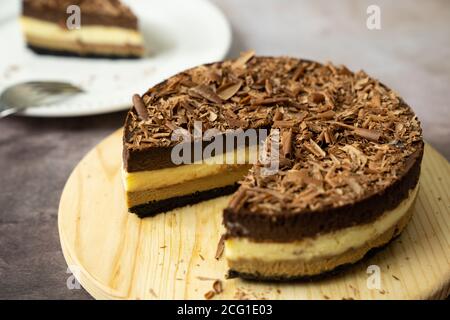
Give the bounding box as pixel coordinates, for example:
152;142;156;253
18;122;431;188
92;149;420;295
123;52;423;279
21;0;145;58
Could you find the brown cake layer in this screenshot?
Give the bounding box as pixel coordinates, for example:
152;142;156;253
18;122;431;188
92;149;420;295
130;184;239;218
22;0;138;29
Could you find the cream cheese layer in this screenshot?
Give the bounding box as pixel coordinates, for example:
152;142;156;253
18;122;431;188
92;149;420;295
225;183;419;262
21;17;143;46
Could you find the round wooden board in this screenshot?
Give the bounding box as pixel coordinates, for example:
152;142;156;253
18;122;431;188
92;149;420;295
58;129;450;300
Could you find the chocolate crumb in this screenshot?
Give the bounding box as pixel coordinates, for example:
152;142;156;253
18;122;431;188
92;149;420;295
204;290;215;300
196;276;218;281
213;280;223;294
149;288;158;298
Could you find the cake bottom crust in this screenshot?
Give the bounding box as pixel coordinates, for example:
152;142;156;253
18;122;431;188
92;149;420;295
130;184;239;218
227;198;415;280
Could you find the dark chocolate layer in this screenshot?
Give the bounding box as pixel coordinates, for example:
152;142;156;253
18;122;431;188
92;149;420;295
223;143;423;242
22;0;138;30
130;184;239;218
123;115;267;172
27;44;141;59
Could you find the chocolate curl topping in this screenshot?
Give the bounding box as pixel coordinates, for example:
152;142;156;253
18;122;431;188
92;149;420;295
132;94;149;120
354;127;381;142
252;97;290;106
189;84;222;104
282;130;293;158
228;187;248;212
217;81;242;100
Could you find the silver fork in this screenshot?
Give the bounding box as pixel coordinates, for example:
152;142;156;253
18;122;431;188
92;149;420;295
0;81;84;118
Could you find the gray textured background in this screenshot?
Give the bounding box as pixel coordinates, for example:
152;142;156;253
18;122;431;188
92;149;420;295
0;0;449;299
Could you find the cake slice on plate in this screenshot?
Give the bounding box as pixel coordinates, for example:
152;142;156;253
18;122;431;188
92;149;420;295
21;0;145;58
122;52;424;279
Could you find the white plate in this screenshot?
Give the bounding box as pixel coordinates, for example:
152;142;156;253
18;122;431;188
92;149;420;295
0;0;231;117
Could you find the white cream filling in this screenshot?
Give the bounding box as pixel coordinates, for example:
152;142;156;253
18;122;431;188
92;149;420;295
225;183;419;262
20;16;143;46
123;145;258;192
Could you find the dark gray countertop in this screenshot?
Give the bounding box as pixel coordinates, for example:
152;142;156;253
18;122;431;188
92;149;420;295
1;0;449;299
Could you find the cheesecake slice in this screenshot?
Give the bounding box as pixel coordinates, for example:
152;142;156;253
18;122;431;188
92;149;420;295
123;53;423;279
21;0;145;58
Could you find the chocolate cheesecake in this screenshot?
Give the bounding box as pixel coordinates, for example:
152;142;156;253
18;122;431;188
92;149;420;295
21;0;145;58
123;52;423;279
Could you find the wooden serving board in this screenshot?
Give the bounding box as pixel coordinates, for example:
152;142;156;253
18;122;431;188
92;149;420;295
58;129;450;300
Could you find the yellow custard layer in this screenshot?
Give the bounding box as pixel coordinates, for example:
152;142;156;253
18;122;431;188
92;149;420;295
21;16;143;46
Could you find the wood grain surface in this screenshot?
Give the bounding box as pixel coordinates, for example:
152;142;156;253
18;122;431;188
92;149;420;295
58;129;450;300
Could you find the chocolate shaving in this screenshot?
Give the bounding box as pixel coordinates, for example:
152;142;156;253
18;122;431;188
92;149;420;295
232;49;255;68
273;109;284;121
330;121;381;142
224;109;246;128
213;280;223;294
204;291;215;300
217;81;242;100
228;188;248;211
189;85;222;104
215;235;225;260
306;110;335;120
197;276;219;281
354;127;381;142
265;79;273;95
273;120;295;128
132;94;148;120
305;139;326;158
282;130;293;157
292;64;305;81
252;97;290;106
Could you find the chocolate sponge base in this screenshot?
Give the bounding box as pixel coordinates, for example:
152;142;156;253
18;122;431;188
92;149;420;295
27;44;141;59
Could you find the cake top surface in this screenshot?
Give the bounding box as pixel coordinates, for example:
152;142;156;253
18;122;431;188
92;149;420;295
23;0;135;19
124;52;423;215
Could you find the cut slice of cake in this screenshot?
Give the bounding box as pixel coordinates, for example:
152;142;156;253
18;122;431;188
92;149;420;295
122;52;424;279
21;0;145;58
